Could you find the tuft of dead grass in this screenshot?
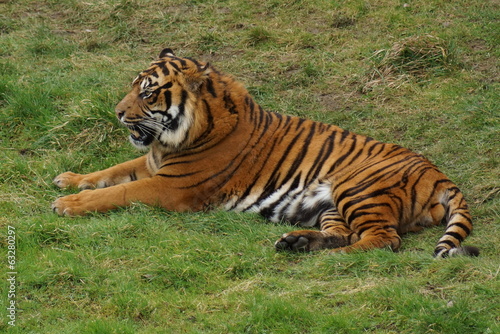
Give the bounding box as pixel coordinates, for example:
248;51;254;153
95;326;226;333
363;34;456;92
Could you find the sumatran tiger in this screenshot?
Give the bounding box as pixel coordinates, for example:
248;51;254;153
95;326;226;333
52;49;479;258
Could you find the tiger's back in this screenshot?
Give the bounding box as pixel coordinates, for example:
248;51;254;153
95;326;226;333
52;49;478;258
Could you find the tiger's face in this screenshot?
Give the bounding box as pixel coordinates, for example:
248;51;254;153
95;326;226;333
115;49;210;151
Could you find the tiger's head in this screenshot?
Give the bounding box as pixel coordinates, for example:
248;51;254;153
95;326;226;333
115;48;212;151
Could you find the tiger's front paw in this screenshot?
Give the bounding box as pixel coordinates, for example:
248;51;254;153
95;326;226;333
51;191;92;216
53;172;86;189
53;172;106;190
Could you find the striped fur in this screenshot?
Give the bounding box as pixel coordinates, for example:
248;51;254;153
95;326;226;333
52;49;478;258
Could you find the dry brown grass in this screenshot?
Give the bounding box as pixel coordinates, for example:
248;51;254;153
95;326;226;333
363;34;455;92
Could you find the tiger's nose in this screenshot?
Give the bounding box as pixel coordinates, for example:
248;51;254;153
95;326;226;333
116;109;125;121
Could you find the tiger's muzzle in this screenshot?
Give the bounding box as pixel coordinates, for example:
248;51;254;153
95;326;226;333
127;124;155;148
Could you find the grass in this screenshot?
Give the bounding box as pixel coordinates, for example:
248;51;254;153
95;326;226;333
0;0;499;332
363;34;459;92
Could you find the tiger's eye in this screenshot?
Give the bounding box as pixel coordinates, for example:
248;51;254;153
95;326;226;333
142;90;153;99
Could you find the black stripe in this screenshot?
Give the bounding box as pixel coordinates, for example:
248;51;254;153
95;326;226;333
336;171;393;205
407;164;435;216
303;133;334;184
455;212;473;224
160;82;173;90
205;78;217;97
367;141;385;157
437;240;456;248
247;97;255;122
282;114;292;129
157;171;200;178
292;200;334;226
357;220;393;235
351;203;390;212
279;123;316;184
253;106;264;129
238;116;302;211
336;154;418;198
189;100;215;147
179;90;187;116
347;203;388;221
339;183;402;220
253;127;306;205
185;57;200;66
330;135;357;170
232;136;281;209
149;82;173;105
295;117;306;130
160;159;201;169
259;173;304;220
447;187;460;201
165;57;187;68
342;135;370;166
275;174;307;218
382;144;405;158
223;91;238;114
169;61;181;72
246;96;254;111
179;113;276;191
233;113;288;209
163;90;172;109
339;129;350;143
445;231;464;242
447;222;471;235
158;63;169;76
272;111;282;119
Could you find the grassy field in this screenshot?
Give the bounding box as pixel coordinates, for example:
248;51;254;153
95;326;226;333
1;0;499;333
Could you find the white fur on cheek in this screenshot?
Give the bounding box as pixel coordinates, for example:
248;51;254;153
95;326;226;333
168;105;179;119
158;104;194;148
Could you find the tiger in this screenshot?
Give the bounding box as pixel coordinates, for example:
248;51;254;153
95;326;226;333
52;48;479;258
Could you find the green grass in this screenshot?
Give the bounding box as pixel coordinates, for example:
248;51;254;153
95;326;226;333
1;0;499;333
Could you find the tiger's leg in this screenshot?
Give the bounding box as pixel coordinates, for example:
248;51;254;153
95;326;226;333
275;208;359;252
329;204;402;254
330;225;402;254
52;174;197;216
54;155;151;190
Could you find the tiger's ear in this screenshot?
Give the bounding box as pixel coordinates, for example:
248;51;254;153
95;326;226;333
159;48;175;58
198;63;211;75
184;63;211;92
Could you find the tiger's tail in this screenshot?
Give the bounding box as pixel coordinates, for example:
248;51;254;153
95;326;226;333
433;185;479;258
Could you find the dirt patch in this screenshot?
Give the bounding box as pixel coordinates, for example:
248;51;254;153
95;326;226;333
464;38;498;83
317;89;362;113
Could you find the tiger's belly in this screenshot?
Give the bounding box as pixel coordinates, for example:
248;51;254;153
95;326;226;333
223;181;335;227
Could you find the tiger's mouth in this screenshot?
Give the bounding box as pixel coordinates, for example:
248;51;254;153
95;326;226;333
128;125;154;147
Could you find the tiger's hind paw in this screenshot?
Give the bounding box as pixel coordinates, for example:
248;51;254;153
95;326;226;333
275;234;311;252
275;230;349;252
